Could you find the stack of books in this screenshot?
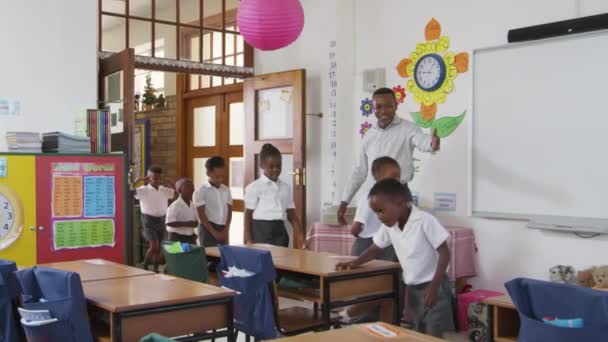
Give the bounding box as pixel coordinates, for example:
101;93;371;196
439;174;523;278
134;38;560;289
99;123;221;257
5;132;42;153
87;109;111;153
42;132;90;153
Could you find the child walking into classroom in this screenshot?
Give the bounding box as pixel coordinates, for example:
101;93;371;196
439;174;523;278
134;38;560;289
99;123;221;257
165;178;198;245
194;156;232;247
244;143;303;247
134;166;175;272
337;179;454;338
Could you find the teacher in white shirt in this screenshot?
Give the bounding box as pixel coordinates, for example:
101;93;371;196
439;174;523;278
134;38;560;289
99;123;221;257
337;87;440;225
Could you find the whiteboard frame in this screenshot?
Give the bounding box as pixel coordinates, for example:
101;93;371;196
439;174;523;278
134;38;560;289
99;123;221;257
468;29;608;230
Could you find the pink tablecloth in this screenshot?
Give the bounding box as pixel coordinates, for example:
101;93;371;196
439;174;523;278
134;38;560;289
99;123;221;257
304;223;355;256
306;223;477;280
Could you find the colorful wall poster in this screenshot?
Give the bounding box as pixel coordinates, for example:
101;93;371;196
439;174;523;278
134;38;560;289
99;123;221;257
433;192;457;212
52;176;83;217
53;219;115;250
83;175;115;217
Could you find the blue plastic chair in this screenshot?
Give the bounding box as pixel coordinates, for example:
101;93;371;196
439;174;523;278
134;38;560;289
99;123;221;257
0;259;23;342
16;266;93;342
505;277;608;341
217;245;278;340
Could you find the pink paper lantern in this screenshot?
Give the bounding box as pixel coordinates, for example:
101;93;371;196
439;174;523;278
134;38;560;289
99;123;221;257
237;0;305;51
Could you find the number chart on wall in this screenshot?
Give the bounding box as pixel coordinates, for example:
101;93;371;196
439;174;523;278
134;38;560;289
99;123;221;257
36;155;125;263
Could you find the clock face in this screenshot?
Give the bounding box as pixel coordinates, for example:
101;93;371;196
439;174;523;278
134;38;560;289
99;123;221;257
414;54;447;92
0;185;23;250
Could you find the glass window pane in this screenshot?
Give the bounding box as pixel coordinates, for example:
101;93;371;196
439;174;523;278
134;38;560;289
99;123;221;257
102;15;126;52
156;0;177;22
129;0;151;18
202;31;212;61
256;153;294;188
129;19;152;56
212;31;223;59
212;76;222;87
229;211;244;245
190;75;200;90
180;0;200;25
236;34;244;53
256;86;294;139
104;71;124;134
179;27;200;61
225;55;234;66
193;106;216;146
229;102;244;145
203;0;223;29
236;53;244;67
201;75;211;88
103;0;125;14
226;33;235;55
225;0;239;32
224;77;236;85
155;24;176;59
193;157;209;189
229;157;244;200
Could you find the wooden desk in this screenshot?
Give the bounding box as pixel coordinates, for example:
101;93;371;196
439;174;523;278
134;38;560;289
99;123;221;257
83;274;235;342
41;259;153;282
206;244;402;327
271;322;446;341
484;295;519;342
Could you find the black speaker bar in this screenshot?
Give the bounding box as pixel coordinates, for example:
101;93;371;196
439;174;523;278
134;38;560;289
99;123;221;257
508;13;608;43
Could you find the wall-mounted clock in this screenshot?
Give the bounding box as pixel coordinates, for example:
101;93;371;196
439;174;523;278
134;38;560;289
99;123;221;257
413;53;447;92
0;184;24;250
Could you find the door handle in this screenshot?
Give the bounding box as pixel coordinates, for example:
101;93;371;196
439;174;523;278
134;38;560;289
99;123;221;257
29;226;36;232
38;226;44;231
288;169;301;186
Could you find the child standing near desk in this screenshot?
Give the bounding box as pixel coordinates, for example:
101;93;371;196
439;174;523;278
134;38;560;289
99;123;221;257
194;156;232;247
134;166;175;272
166;178;198;245
244;143;303;247
337;179;454;338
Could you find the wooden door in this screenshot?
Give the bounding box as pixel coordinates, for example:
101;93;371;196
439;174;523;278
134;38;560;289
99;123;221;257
244;69;306;248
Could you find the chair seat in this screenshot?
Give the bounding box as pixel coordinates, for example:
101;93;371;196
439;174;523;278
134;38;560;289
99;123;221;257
277;306;340;335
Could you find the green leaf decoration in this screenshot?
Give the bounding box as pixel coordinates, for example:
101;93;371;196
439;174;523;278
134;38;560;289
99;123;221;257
410;112;435;128
431;111;466;138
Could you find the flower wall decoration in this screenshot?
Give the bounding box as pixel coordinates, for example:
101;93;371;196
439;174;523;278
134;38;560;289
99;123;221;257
395;18;468;138
359;121;372;138
360;98;373;117
393;85;406;104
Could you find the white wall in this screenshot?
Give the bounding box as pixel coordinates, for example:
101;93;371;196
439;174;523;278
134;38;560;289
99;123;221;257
256;0;608;291
0;0;97;150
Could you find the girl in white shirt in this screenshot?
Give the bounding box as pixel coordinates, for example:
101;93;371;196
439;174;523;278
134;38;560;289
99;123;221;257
166;178;198;245
244;144;303;247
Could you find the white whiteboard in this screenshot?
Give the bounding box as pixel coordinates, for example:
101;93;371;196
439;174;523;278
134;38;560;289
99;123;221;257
471;31;608;225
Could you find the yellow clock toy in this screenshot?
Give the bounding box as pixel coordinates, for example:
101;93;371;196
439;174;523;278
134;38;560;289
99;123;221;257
0;183;24;250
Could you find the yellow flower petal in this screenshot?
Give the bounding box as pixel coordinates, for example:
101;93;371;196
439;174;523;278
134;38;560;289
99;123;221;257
437;36;450;52
455;52;469;73
396;58;411;77
425;18;441;41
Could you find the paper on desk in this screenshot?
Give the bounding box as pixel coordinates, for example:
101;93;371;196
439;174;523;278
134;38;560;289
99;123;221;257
157;274;176;281
84;259;106;265
363;323;400;338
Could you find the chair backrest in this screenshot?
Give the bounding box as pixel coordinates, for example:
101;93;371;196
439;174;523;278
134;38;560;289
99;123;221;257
162;242;208;283
0;259;23;342
506;277;608;341
217;245;278;340
16;266;93;342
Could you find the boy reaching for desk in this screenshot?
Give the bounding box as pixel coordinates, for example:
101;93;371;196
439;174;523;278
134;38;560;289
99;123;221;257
134;166;175;272
336;179;454;337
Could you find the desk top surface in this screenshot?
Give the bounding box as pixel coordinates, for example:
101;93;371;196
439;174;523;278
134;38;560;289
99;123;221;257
206;244;400;277
272;322;446;341
41;259;153;282
484;295;515;309
82;274;235;312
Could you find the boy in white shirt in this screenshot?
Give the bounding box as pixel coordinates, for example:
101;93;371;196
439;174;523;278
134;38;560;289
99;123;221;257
194;156;233;247
134;166;175;272
337;179;454;337
166;178;198;245
244;143;303;247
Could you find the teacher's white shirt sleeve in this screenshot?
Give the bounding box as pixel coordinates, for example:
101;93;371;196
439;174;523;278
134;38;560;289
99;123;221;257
341;138;370;204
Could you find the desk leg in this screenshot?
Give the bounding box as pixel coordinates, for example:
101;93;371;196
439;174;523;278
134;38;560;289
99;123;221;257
322;278;331;330
226;298;235;342
392;270;400;325
111;312;121;342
